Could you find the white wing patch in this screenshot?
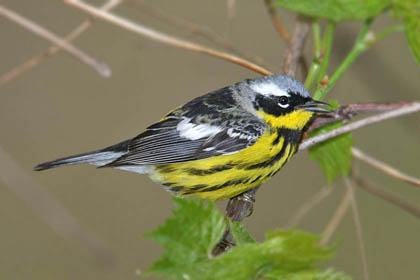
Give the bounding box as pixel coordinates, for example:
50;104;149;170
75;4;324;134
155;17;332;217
250;82;290;97
177;118;223;140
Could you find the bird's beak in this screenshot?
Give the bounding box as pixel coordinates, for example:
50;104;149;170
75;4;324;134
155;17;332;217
298;99;331;113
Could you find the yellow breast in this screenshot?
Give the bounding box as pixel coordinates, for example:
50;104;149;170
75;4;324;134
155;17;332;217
151;130;296;200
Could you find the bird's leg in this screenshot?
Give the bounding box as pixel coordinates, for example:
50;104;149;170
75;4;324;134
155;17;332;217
211;186;260;256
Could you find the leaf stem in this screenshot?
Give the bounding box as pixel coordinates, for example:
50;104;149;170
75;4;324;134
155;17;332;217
313;19;374;100
305;21;335;91
313;21;322;54
304;21;322;89
316;21;336;83
375;24;405;41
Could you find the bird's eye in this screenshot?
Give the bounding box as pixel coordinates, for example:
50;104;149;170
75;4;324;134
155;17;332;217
278;96;289;108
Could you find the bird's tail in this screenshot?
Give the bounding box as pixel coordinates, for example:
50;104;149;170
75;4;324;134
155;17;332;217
34;140;130;171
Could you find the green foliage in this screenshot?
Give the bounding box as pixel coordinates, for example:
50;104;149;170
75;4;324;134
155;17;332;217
145;198;225;278
405;17;420;65
393;0;420;66
146;198;351;280
264;268;353;280
229;221;255;245
309;101;353;183
274;0;391;22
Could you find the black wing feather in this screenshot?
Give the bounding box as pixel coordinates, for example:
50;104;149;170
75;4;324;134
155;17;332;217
105;88;266;167
195;129;252;159
105;118;260;167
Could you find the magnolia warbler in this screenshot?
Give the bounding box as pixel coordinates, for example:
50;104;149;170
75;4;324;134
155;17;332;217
34;75;329;200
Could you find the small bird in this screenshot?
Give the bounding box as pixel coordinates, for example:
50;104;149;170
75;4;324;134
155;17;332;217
34;75;329;200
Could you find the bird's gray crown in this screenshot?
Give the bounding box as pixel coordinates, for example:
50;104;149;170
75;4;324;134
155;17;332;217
247;74;311;99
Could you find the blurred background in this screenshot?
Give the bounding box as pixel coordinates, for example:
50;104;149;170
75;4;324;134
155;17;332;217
1;0;419;279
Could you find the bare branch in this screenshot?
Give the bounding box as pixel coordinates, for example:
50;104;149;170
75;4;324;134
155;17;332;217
282;15;310;76
264;0;291;42
0;0;121;86
285;186;333;228
307;101;417;132
64;0;273;75
344;178;370;280
0;146;115;266
319;188;351;245
352;174;420;220
0;4;111;78
128;0;273;71
300;102;420;151
352;147;420;188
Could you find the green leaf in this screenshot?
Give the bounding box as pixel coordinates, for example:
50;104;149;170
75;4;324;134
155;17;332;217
265;268;353;280
145;197;225;279
405;17;420;65
179;229;335;280
230;221;255;245
274;0;391;22
146;198;352;280
393;0;420;66
184;229;341;280
392;0;420;18
308;101;353;183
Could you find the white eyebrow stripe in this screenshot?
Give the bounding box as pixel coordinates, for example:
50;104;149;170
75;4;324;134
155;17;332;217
250;82;290;97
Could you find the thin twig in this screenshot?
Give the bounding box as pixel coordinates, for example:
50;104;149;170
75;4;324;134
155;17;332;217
128;0;273;71
282;15;310;76
319;188;352;245
307;101;416;132
300;102;420;150
352;147;420;188
0;0;121;87
352;174;420;220
64;0;273;75
344;178;370;280
264;0;291;42
0;4;111;78
285;186;333;228
0;146;115;266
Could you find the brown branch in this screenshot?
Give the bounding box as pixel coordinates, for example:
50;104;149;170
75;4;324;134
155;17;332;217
352;147;420;188
344;178;370;280
351;174;420;220
0;146;115;266
306;101;416;132
0;0;121;87
0;4;111;78
64;0;273;76
127;0;273;71
319;188;351;245
264;0;291;42
300;102;420;151
282;15;310;76
285;186;333;228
